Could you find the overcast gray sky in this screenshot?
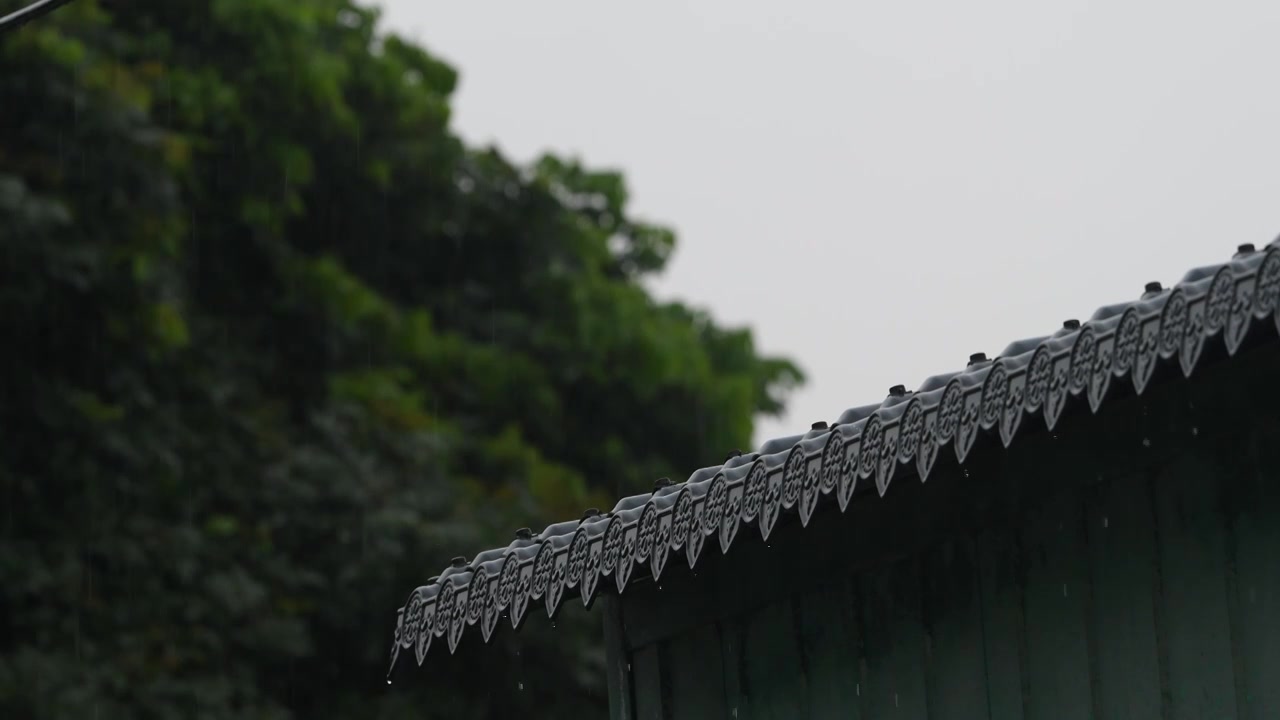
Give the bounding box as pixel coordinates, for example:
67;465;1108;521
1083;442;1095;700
377;0;1280;447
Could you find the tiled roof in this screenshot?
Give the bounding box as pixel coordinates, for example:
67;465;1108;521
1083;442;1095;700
388;239;1280;674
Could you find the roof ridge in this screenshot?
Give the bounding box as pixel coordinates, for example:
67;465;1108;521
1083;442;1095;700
389;239;1280;672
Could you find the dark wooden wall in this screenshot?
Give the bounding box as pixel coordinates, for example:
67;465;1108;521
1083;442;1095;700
605;341;1280;720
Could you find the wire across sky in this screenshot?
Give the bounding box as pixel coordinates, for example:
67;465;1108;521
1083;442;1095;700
0;0;78;35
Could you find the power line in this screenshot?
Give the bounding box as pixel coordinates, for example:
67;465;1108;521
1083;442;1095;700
0;0;79;35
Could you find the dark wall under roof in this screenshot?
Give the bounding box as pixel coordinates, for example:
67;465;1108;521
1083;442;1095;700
609;338;1280;719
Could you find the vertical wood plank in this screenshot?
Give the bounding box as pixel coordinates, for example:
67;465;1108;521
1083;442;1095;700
666;623;726;720
741;597;807;719
720;620;746;719
1084;474;1164;719
1152;450;1238;720
922;536;990;720
858;559;930;719
1224;417;1280;719
797;577;862;720
632;643;665;720
976;526;1026;720
602;595;635;720
1019;493;1094;720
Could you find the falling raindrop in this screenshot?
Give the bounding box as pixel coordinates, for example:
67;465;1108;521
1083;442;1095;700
1063;583;1068;598
1191;427;1199;436
386;680;392;686
518;682;524;691
1103;516;1109;528
1142;438;1151;448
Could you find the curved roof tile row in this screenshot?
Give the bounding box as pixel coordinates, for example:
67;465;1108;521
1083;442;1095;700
389;239;1280;674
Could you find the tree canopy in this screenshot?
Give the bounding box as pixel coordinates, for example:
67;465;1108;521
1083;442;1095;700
0;1;802;717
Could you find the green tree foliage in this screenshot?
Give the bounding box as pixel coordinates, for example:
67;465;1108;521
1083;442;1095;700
0;1;802;717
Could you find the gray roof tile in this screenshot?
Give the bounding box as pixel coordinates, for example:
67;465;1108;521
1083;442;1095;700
389;239;1280;675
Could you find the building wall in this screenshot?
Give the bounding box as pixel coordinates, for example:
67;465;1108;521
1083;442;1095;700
605;341;1280;719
